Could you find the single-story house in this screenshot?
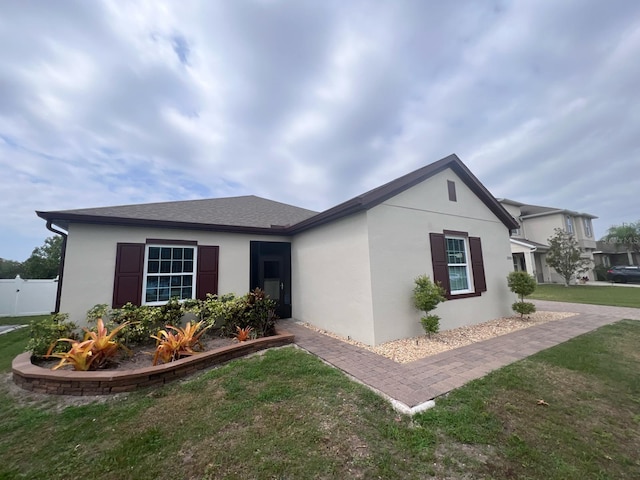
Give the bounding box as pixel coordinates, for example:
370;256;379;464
38;154;518;346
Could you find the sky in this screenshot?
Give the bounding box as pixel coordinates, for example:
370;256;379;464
1;0;639;261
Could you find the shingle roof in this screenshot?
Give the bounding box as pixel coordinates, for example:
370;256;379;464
38;154;519;234
498;198;597;220
39;195;318;232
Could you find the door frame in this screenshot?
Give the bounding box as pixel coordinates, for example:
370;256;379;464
249;241;292;318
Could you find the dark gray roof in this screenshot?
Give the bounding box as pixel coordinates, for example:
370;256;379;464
38;154;519;234
595;240;627;254
498;199;597;220
39;195;318;232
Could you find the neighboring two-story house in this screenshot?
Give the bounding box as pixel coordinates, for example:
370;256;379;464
498;199;597;283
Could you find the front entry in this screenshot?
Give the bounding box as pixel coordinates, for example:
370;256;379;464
250;241;291;318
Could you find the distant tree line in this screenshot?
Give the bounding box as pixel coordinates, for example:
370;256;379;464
0;236;62;279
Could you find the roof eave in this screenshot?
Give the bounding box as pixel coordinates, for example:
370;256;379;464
36;211;291;236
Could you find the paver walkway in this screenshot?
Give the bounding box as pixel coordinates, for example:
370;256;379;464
282;301;640;412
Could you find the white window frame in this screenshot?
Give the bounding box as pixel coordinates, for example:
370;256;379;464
565;216;574;234
511;226;521;236
445;235;474;295
142;244;197;306
583;218;592;237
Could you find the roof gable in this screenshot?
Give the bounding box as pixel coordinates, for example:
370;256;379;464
289;154;518;232
37;154;518;234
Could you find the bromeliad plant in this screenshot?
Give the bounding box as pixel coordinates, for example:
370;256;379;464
151;321;211;365
46;318;131;371
234;326;253;342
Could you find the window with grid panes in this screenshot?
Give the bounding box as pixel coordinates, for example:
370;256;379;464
143;246;196;304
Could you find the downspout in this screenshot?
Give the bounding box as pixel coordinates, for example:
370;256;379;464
45;220;67;313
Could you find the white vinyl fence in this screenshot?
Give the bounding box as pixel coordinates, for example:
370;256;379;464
0;275;57;317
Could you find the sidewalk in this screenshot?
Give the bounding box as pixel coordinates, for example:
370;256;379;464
282;301;640;413
0;325;26;335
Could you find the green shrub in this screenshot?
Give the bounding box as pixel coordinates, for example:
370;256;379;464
218;289;278;338
507;271;537;319
512;301;536;317
420;314;441;338
413;275;446;336
26;313;78;357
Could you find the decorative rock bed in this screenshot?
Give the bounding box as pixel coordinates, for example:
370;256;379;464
12;329;294;396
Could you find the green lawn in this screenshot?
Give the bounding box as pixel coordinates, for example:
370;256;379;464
0;314;48;327
530;283;640;308
1;320;639;479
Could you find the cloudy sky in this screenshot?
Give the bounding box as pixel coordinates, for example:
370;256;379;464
1;0;639;261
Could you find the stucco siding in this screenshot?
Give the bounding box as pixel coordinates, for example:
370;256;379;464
366;169;513;344
60;224;290;325
291;212;375;345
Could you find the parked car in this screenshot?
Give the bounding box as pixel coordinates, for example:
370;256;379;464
606;265;640;283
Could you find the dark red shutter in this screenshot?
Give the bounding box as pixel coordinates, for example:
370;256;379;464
430;233;451;296
469;237;487;292
196;246;219;300
113;243;144;308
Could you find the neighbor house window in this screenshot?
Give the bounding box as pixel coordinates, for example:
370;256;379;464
510;225;521;236
445;236;473;294
565;216;574;234
583;218;592;237
143;246;196;304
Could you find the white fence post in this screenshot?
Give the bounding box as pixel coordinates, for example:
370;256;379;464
0;275;57;317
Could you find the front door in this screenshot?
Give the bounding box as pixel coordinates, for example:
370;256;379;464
250;241;291;318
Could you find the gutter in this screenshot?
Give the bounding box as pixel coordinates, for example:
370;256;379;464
45;220;67;313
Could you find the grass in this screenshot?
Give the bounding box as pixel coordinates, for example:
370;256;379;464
530;283;640;308
1;320;639;479
0;314;48;327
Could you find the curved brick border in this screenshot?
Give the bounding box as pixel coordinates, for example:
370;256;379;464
12;330;294;396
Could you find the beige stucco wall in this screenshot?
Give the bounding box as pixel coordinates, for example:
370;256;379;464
365;169;514;344
60;223;290;325
291;212;375;345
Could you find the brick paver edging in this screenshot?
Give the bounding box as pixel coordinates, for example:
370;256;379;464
12;330;294;396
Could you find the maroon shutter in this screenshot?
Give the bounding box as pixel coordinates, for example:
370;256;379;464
430;233;451;296
469;237;486;292
196;246;219;300
113;243;144;308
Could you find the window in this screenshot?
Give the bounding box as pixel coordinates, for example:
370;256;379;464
583;218;592;237
510;225;521;236
143;246;196;304
447;180;457;202
430;232;486;299
565;216;574;234
112;242;219;308
446;237;472;294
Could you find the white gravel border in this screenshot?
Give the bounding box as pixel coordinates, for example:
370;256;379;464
300;311;578;364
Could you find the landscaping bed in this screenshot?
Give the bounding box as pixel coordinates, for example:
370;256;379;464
12;329;294;395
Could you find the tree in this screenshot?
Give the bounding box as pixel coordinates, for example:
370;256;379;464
0;258;24;279
603;221;640;265
507;271;537;319
22;236;63;279
413;275;446;337
545;228;591;287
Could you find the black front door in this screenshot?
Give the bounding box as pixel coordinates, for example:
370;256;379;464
250;241;291;318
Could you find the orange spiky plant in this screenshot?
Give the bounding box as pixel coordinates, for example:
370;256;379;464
234;326;253;342
151;321;210;365
46;318;131;371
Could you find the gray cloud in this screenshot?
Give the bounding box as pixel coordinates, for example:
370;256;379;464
1;0;639;261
